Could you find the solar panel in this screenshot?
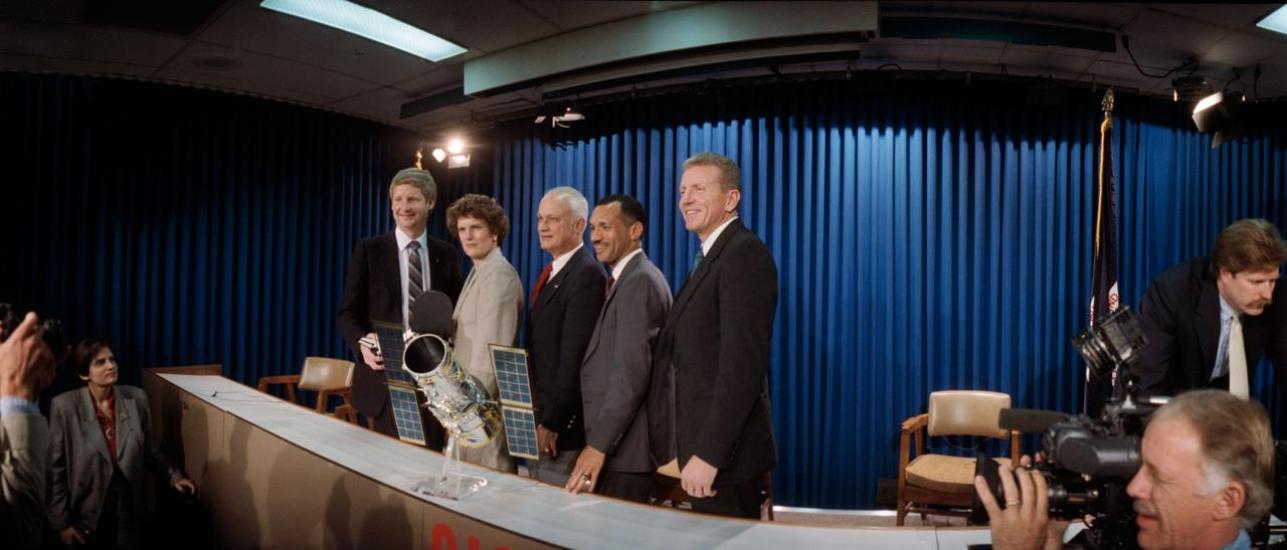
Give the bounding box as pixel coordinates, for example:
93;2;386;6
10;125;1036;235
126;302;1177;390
491;345;533;406
374;321;427;446
489;344;538;460
501;407;540;460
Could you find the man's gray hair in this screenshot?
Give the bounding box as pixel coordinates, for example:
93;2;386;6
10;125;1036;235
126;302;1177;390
542;186;588;222
682;152;742;192
1151;390;1275;530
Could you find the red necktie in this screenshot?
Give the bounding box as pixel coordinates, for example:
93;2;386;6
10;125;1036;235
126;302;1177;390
530;263;553;308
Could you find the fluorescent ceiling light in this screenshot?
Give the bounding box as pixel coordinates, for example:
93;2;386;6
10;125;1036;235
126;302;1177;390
261;0;466;62
1256;4;1287;36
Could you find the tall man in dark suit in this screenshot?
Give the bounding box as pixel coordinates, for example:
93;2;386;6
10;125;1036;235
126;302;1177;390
1136;218;1287;403
649;152;779;519
527;186;607;486
565;195;672;502
337;168;463;445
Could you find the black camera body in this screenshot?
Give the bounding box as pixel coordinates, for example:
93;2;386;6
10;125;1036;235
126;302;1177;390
0;302;64;352
975;307;1154;550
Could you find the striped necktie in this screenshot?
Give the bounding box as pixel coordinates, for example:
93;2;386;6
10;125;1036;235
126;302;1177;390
407;241;424;307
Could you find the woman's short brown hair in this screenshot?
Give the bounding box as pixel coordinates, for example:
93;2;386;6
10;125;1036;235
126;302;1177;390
71;337;112;378
446;194;510;242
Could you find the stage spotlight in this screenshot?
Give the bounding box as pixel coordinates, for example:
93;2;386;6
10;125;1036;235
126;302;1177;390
431;148;447;163
558;107;585;123
1191;91;1246;148
446;137;465;155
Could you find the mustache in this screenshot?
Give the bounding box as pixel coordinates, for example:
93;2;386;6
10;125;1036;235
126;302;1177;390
1134;500;1157;517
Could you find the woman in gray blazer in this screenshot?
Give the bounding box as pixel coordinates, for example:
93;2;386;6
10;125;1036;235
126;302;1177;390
446;194;523;473
47;338;195;549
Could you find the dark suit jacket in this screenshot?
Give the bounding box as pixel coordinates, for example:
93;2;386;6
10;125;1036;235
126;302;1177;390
649;219;779;485
1136;257;1287;401
581;252;672;473
528;245;607;451
336;230;462;418
47;386;183;546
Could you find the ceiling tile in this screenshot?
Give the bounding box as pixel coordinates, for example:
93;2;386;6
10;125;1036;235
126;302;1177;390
1203;32;1283;67
378;0;560;54
0;21;186;69
517;0;673;32
195;1;433;87
1121;9;1232;58
325;86;418;126
1151;3;1280;30
154;41;379;104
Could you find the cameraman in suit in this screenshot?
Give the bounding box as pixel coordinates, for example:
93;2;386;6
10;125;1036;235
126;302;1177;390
337;168;463;444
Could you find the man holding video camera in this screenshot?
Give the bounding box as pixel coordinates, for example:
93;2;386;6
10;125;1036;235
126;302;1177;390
1;311;58;549
1134;218;1287;402
976;389;1273;550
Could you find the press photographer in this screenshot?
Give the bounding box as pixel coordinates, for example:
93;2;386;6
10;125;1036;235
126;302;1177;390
976;389;1274;550
0;308;60;549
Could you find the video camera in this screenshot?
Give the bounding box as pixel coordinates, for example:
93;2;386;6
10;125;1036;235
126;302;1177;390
974;306;1159;550
0;302;64;351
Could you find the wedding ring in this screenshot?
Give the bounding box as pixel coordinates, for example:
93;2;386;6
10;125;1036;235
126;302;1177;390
1006;499;1021;507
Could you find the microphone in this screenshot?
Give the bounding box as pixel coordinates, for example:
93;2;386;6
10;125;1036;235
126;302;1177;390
998;408;1071;433
409;291;454;337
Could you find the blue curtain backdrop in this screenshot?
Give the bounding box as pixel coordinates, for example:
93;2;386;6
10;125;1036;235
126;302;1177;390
7;72;1287;510
486;81;1287;509
0;73;491;394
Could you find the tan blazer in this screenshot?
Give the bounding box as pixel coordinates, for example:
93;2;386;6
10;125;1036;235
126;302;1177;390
452;246;523;471
47;385;182;546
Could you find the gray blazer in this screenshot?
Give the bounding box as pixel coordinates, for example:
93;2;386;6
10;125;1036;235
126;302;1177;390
47;385;183;541
1;410;48;549
581;251;672;473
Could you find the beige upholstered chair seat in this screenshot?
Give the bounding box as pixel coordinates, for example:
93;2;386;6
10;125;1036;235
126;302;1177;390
896;390;1019;525
905;454;1009;495
297;357;354;391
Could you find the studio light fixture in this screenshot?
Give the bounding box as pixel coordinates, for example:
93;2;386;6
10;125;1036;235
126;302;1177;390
446;137;465;155
1191;91;1247;148
1256;4;1287;37
1171;76;1210;103
534;106;587;128
260;0;466;62
431;148;447;163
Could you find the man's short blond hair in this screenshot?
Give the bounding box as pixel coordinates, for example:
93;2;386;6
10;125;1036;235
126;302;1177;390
388;168;437;203
682;152;742;193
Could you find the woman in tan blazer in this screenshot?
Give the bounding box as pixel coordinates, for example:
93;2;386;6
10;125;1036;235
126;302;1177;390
446;194;523;473
47;338;196;549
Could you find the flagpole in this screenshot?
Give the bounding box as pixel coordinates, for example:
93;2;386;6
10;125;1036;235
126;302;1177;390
1094;89;1114;258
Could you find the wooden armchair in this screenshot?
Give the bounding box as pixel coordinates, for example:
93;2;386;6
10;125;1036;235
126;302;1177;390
896;390;1019;526
257;356;355;415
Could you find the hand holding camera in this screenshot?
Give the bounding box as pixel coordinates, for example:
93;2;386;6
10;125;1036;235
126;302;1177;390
0;309;57;400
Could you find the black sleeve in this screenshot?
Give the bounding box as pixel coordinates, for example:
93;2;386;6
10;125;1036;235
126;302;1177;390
1134;277;1180;397
540;264;606;433
336;239;372;357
